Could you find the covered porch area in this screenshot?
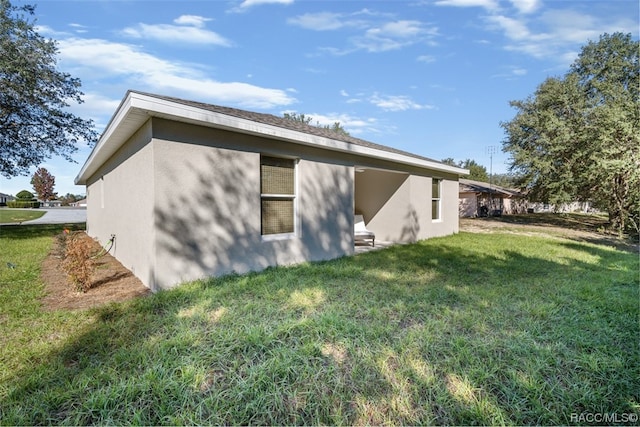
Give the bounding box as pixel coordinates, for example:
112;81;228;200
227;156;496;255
352;165;454;249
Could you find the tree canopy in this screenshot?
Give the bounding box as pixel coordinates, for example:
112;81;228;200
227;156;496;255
15;189;34;200
0;0;97;178
283;112;350;136
31;167;56;201
501;33;639;235
442;158;489;182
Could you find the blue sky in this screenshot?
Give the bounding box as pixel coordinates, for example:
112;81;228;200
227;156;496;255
2;0;638;197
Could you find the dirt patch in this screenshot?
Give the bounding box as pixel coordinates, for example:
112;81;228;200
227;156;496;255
41;232;150;311
460;215;639;253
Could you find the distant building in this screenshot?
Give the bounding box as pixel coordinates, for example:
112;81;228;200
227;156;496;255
0;192;15;206
39;199;63;207
459;179;527;217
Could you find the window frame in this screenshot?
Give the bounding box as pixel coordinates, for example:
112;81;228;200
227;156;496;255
260;155;298;240
432;177;442;221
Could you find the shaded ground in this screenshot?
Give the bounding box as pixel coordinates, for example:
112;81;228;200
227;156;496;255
40;214;635;311
41;232;150;311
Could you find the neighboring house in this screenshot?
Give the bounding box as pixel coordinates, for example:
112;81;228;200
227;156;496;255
459;178;597;216
459;178;527;217
39;199;62;207
71;198;87;207
75;91;468;290
0;192;15;206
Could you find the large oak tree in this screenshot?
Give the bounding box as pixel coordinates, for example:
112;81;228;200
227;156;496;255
501;33;639;236
0;0;96;178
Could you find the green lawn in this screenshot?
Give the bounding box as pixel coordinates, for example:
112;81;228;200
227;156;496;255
1;224;638;425
0;208;45;223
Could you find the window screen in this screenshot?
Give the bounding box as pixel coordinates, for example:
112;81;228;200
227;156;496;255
261;156;296;235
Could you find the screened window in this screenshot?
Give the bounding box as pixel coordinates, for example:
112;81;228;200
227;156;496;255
432;178;441;220
261;156;296;235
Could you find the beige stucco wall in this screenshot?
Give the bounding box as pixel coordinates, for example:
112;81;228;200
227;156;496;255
85;120;156;287
85;116;462;290
459;192;478;217
149;119;354;290
430;178;459;237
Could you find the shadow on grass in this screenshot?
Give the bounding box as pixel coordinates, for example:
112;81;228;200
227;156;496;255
2;233;638;425
483;212;611;232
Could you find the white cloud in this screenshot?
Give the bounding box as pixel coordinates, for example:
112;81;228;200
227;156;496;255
232;0;293;12
121;18;232;46
290;12;438;55
370;94;435;111
288;12;359;31
417;54;436;63
485;15;536;41
69;23;88;34
509;0;540;14
35;24;69;37
173;15;211;28
353;20;439;52
58;38;296;109
485;9;637;62
69;92;121;123
434;0;499;11
491;66;528;79
371;20;433;38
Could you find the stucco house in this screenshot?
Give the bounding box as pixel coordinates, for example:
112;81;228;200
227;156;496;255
0;192;15;206
459;178;526;217
459;178;597;217
75;91;468;290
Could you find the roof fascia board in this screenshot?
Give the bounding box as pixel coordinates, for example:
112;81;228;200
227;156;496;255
76;92;468;184
75;92;136;184
138;94;467;175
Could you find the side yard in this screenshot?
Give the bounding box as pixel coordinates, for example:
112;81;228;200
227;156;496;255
0;218;638;425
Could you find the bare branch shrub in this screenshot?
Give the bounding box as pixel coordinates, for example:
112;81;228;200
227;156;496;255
62;232;96;293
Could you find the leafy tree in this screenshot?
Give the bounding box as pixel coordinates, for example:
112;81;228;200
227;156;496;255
0;0;97;178
283;112;313;125
30;167;56;201
283;112;350;136
58;193;83;206
441;158;489;182
501;33;639;235
460;159;489;182
15;189;34;200
491;173;518;188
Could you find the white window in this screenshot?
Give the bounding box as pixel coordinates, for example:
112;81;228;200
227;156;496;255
260;156;296;236
432;178;441;221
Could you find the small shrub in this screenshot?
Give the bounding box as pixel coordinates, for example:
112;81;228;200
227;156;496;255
53;229;71;258
62;232;96;293
7;200;41;208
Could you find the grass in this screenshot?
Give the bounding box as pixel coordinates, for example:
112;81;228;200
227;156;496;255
1;223;638;425
0;208;45;224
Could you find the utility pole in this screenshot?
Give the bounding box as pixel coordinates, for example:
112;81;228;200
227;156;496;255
486;146;497;214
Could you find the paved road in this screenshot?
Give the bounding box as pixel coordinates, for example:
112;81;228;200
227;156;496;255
20;208;87;224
